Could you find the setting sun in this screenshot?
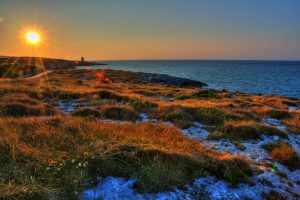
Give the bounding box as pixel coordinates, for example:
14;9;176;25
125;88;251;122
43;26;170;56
25;31;40;45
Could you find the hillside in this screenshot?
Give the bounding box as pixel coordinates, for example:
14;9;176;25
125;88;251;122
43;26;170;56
0;56;104;78
0;59;299;199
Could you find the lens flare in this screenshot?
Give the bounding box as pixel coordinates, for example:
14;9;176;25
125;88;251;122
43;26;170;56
25;31;40;45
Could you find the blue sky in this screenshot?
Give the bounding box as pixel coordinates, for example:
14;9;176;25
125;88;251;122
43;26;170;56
1;0;299;60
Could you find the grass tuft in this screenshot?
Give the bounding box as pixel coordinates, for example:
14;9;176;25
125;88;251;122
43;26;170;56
268;110;292;120
262;141;300;170
72;108;100;118
208;121;287;141
176;90;220;100
101;105;141;121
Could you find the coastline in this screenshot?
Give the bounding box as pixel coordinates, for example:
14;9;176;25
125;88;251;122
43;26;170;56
0;58;299;199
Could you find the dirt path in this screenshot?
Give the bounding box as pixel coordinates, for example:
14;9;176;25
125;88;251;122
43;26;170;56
17;70;53;80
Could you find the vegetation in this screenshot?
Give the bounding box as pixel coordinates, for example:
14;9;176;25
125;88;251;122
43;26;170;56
0;60;299;199
262;141;300;170
0;117;253;199
176;90;220;100
208;121;287;141
100;105;140;121
267;110;292;120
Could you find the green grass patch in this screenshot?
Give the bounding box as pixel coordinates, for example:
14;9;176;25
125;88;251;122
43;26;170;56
101;106;141;121
176;90;220;100
267;110;292;120
72;108;101;118
208;122;287;141
155;106;225;129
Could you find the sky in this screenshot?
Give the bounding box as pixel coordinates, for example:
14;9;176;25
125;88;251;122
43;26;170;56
0;0;300;60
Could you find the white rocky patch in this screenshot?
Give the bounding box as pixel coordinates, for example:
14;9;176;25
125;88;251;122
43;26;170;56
182;122;210;140
79;172;299;200
203;135;281;162
159;96;173;102
57;100;91;113
288;106;300;112
139;113;158;123
263;118;287;131
180;121;300;199
79;118;300;200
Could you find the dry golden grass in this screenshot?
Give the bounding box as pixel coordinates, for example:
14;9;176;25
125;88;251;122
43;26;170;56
208;121;287;141
262;141;300;170
0;117;253;199
0;68;299;199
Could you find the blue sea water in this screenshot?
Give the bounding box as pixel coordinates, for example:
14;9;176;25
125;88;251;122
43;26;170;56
91;60;300;98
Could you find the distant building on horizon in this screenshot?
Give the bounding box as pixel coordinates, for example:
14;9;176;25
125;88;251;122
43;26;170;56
80;57;85;64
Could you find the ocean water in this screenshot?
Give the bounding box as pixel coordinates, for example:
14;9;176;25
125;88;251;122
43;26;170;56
91;60;300;98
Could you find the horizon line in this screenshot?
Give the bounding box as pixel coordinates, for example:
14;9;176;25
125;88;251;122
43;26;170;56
1;55;300;62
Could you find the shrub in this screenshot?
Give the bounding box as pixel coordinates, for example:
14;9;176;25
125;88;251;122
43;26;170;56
268;110;292;120
155;106;225;129
262;141;300;170
192;90;220;99
198;107;224;126
130;100;157;111
0;117;254;198
136;160;184;192
71;108;100;118
209;121;287;141
0;102;57;117
101;106;140;121
154;106;198;129
282;100;297;107
176;90;220;100
97;90;130;102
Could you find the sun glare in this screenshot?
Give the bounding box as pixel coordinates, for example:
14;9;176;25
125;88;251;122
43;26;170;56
25;31;40;45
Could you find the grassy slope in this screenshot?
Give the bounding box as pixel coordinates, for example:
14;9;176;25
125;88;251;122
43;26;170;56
0;64;299;199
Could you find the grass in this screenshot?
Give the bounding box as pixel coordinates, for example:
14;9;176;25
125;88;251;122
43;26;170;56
0;93;59;117
176;90;220;100
72;108;101;118
0;117;253;199
154;106;225;129
0;66;299;199
262;141;300;170
267;110;292;120
208;121;287;141
100;105;141;121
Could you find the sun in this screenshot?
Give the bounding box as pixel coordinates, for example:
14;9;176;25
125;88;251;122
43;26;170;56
25;31;40;45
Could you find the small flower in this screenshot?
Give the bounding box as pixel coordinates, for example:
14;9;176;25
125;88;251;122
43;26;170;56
71;159;76;163
78;163;82;167
83;152;89;157
48;159;56;166
46;167;51;171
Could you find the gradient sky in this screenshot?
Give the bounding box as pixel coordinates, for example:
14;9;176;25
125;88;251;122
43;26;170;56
0;0;300;60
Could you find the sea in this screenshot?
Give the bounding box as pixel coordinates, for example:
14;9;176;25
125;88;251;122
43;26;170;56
90;60;300;99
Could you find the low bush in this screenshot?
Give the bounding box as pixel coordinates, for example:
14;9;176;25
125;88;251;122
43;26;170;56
154;106;225;129
262;141;300;170
268;110;292;120
101;106;140;121
0;117;254;198
130;100;158;111
72;108;100;118
208;121;287;141
176;90;220;100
